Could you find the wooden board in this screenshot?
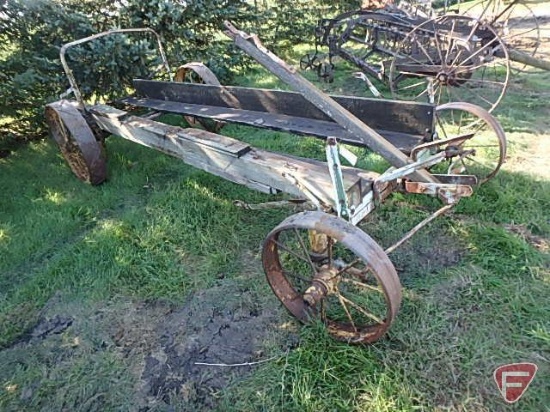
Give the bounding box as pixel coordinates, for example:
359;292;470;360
119;96;424;153
89;104;378;209
132;80;434;137
226;26;438;184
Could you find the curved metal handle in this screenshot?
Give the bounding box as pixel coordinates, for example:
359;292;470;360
59;28;172;107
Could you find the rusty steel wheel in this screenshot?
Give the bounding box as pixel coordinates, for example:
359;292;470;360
174;62;224;133
262;211;402;344
45;100;107;185
432;101;507;184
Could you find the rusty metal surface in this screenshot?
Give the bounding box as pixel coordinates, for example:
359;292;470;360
262;211;401;344
434;102;507;184
404;181;473;204
389;14;510;115
306;7;543;114
174;62;224;133
45;100;107;185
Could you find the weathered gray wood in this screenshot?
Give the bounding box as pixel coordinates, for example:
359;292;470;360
508;48;550;72
132;80;434;136
89;104;376;209
224;23;438;184
119;96;425;153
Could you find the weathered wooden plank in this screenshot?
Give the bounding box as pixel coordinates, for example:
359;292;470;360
132;80;434;136
177;128;250;157
224;23;438;184
89;104;376;209
119;96;424;153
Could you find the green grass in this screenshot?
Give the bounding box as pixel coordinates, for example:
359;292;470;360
1;52;550;411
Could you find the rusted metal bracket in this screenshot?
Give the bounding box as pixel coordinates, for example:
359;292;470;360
223;21;438;185
404;181;473;204
410;133;474;161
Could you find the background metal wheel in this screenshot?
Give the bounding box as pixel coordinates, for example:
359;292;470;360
431;101;507;184
45;100;107;185
174;62;224;133
389;14;510;114
262;211;402;344
469;0;541;72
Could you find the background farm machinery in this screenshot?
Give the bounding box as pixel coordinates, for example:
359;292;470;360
302;0;548;114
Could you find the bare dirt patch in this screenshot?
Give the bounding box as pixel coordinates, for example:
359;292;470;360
133;282;293;411
1;278;295;411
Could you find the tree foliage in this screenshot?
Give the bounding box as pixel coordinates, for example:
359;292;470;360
0;0;361;147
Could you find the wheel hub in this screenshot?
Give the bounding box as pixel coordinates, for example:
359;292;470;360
437;72;450;85
303;266;340;307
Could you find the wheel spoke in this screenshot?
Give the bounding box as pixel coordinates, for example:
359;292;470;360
433;30;445;66
340;277;383;294
462;143;501;148
336;293;385;325
459;78;506;87
415;39;436;66
399;80;430;91
334;257;362;277
461;85;495;107
436;115;449;139
444;20;457;64
283;270;312;285
465;155;494;168
336;294;357;332
274;240;313;266
294;228;316;276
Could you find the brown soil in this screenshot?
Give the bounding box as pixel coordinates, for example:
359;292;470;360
132;282;292;411
6;279;295;411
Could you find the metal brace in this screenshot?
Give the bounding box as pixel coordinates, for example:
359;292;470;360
326;137;351;219
376;151;446;183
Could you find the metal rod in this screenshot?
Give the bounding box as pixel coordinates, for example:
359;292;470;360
385;204;454;254
59;28;172;107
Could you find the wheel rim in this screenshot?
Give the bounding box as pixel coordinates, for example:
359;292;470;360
432;101;507;184
45;100;107;185
483;1;540;72
262;211;402;344
174;62;224;133
390;14;510;115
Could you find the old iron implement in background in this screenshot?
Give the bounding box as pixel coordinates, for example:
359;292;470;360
305;0;548;115
46;24;506;344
